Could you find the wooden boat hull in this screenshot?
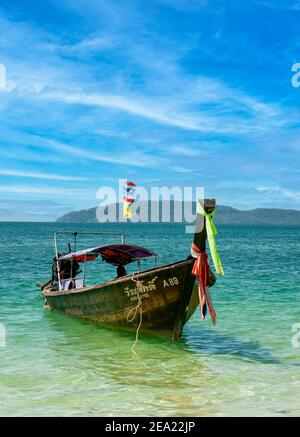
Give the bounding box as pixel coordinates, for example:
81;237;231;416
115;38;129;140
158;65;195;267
42;259;199;339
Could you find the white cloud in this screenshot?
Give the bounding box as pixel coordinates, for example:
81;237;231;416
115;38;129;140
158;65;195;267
41;89;207;131
256;186;300;201
170;145;201;156
173;166;193;173
1;11;296;137
29;85;292;135
46;35;114;57
0;208;57;222
0;169;87;181
0;185;91;197
0;62;6;88
42;138;168;168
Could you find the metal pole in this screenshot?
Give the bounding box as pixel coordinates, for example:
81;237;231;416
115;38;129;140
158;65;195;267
54;233;62;292
83;254;87;286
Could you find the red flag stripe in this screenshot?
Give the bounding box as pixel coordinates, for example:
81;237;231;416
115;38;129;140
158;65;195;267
123;180;136;187
123;196;135;203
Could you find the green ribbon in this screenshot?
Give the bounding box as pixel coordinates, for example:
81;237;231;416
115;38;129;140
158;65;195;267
197;203;224;275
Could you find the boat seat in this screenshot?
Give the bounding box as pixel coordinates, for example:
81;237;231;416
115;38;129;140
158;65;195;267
60;279;72;291
74;278;84;288
59;278;84;291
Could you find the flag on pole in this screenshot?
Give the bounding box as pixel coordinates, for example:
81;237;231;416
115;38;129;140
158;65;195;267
123;180;136;218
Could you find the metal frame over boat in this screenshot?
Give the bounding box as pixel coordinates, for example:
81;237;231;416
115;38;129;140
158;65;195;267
40;199;219;339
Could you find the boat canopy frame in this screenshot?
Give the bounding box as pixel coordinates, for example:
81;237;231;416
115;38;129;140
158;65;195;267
53;231;158;291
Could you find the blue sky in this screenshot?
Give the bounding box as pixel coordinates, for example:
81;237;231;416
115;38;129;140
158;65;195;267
0;0;300;220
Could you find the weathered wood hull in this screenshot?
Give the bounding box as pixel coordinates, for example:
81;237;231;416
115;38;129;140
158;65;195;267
42;259;199;339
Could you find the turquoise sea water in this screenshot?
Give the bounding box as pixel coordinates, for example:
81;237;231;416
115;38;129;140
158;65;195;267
0;222;299;417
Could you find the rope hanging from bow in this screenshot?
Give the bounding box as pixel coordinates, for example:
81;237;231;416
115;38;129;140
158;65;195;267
127;272;144;356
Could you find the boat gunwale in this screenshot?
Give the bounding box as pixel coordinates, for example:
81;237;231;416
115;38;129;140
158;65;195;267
42;258;194;297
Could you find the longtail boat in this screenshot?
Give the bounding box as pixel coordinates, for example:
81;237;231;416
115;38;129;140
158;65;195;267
40;199;223;339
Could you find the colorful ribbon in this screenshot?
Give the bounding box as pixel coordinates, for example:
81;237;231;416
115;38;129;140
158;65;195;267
197;202;224;276
191;243;216;324
123;180;136;219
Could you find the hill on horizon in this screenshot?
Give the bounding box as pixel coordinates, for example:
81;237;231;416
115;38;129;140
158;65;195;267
56;201;300;225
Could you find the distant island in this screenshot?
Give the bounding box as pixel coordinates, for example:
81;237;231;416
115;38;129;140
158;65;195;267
56;201;300;225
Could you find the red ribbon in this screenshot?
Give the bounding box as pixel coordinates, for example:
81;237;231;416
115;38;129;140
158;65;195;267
191;243;217;325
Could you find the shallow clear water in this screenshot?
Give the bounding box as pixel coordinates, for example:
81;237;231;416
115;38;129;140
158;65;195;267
0;222;299;416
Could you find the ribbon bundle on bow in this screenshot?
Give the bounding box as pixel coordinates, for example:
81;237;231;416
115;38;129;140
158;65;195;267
191;202;224;324
191;242;217;324
197;202;224;276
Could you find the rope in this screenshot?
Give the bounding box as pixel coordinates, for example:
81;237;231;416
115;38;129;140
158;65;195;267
127;272;144;356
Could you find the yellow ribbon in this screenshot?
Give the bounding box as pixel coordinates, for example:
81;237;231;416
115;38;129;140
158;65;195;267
123;201;133;219
197;202;224;275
